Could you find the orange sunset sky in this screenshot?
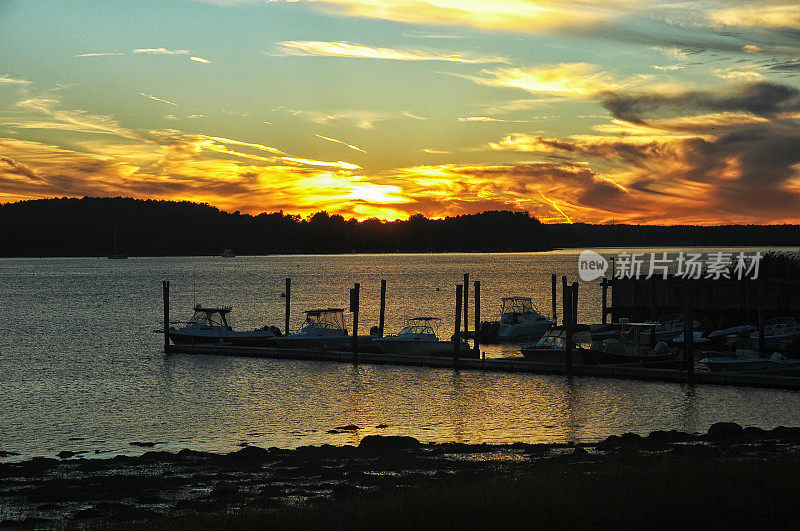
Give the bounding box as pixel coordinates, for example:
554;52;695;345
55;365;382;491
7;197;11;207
1;1;800;224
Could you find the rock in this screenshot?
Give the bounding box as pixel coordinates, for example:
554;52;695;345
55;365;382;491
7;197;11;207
227;445;270;461
769;426;800;442
209;481;239;498
327;429;341;434
57;451;77;459
376;424;389;429
129;441;158;448
595;435;622;451
620;432;643;445
0;450;20;458
646;430;694;444
358;435;420;450
335;425;360;431
706;422;743;441
572;446;590;457
742;427;769;440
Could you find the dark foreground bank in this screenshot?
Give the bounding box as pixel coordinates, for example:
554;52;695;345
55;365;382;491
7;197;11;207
2;424;800;529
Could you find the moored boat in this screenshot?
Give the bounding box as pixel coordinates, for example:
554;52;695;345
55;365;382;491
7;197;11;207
267;308;352;349
372;317;474;357
168;305;280;346
581;322;677;365
520;326;591;363
495;296;552;340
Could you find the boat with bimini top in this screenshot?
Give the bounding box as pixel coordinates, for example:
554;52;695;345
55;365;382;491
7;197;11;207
267;308;352;349
372;317;474;357
168;305;280;346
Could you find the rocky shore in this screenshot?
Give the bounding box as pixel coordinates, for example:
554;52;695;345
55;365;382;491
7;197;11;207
2;423;800;528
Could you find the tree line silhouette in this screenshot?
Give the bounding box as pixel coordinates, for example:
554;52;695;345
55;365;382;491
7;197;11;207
0;197;798;257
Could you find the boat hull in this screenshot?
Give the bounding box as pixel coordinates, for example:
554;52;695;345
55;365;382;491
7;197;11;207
372;337;474;357
169;329;276;347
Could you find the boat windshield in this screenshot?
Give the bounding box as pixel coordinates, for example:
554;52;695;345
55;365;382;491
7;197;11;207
501;297;534;315
190;308;230;328
399;326;436;336
301;309;346;331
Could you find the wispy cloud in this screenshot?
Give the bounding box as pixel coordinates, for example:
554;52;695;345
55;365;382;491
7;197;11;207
0;74;32;85
403;111;428;120
76;52;125;57
468;63;637;97
710;5;800;29
458;116;532;123
139;92;178;106
190;56;211;64
299;0;628;32
133;48;190;55
274;41;507;63
315;134;366;153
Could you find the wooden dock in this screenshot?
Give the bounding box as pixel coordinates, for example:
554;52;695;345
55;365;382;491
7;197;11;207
169;343;800;391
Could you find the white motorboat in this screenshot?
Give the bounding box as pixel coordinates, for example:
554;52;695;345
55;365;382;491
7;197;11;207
168;305;279;346
372;317;473;357
582;322;676;365
495;296;552;340
268;308;351;349
520;326;591;363
700;350;792;372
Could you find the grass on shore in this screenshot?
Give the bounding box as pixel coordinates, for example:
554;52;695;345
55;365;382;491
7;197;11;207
107;451;800;530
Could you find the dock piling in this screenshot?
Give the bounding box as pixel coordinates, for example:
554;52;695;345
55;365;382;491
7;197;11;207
284;277;291;336
474;280;481;354
463;273;469;336
571;281;579;328
683;286;694;381
351;282;360;362
162;280;170;354
379;279;387;337
454;284;463;367
563;283;572;375
601;277;608;324
551;274;557;326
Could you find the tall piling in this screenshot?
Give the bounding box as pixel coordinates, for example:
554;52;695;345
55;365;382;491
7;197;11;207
563;284;573;375
379;279;387;337
474;280;481;355
561;276;568;325
284;277;291;336
454;284;463;367
683;286;694;381
551;274;557;326
601;277;608;324
351;282;360;362
463;273;469;336
162;280;170;354
571;281;579;328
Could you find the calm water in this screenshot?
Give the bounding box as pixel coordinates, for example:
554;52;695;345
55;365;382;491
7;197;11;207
1;250;799;460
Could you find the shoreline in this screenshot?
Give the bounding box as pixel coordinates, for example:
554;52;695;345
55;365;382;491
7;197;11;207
2;423;800;528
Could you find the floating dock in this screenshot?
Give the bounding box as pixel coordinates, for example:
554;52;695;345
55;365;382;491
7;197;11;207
169;343;800;391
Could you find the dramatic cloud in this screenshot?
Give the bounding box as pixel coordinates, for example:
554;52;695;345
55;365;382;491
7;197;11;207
274;41;507;63
601;82;800;124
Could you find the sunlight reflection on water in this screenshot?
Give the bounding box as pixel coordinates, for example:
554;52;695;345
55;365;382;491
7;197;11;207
1;250;798;459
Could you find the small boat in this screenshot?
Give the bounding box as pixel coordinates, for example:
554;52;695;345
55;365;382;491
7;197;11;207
221;249;235;258
168;305;280;346
372;317;474;357
581;322;676;365
520;326;591;363
754;317;800;350
700;351;792;372
267;308;352;349
495;296;552;340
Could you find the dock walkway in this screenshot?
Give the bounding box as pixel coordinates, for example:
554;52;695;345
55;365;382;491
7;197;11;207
169;344;800;391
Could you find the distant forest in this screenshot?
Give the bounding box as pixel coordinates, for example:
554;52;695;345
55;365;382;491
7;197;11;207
0;197;798;257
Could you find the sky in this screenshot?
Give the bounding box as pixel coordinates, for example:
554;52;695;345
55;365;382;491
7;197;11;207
1;0;800;224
